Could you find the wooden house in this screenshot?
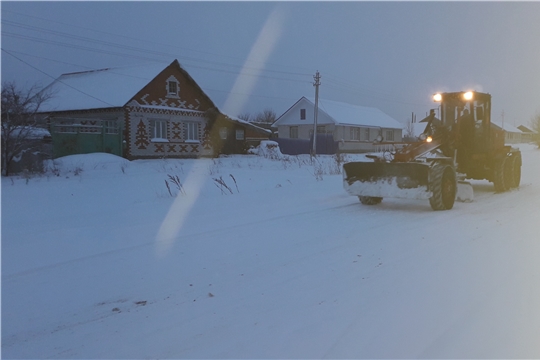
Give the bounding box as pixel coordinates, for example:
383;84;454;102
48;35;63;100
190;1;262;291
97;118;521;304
39;60;269;159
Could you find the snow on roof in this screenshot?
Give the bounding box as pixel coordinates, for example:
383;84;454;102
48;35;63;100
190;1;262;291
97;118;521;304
39;62;170;112
305;97;402;129
226;116;272;135
518;125;536;133
491;120;522;133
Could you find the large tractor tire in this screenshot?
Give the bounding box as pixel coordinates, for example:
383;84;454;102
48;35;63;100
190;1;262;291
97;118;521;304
429;163;457;211
359;196;383;205
505;154;522;189
493;157;507;193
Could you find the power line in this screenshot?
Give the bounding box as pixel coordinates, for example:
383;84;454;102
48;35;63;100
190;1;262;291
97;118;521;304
2;48;301;109
4;9;315;75
2;17;313;78
2;48;115;107
2;31;312;85
3;11;431;110
323;76;426;106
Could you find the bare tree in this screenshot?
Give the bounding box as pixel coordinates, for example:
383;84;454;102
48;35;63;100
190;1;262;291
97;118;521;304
1;81;54;176
237;112;252;122
403;118;416;142
254;108;276;124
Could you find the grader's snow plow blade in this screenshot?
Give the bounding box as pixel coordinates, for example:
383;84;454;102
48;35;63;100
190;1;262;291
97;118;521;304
343;162;432;200
343;161;471;210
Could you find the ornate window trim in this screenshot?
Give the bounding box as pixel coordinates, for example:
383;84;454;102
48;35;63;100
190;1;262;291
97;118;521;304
165;75;180;99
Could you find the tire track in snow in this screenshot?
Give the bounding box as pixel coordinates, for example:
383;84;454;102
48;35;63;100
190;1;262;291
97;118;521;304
2;201;360;281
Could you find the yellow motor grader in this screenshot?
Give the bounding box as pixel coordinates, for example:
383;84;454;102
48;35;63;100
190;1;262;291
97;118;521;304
343;91;522;210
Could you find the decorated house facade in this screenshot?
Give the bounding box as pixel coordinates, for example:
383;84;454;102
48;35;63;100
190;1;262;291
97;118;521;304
39;60;269;159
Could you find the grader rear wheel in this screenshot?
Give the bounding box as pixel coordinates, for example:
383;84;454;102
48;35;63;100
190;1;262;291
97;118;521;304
493;157;507;193
494;154;521;192
505;154;521;189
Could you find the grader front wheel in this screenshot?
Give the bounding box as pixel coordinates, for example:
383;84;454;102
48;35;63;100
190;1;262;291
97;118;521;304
429;163;457;211
358;196;383;205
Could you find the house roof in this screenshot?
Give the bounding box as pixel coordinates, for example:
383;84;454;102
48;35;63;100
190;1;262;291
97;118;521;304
518;125;536;133
491;120;522;133
227;116;272;135
277;97;402;129
40;61;171;112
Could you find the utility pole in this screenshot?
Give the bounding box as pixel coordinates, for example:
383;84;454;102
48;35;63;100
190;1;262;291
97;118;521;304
312;70;321;157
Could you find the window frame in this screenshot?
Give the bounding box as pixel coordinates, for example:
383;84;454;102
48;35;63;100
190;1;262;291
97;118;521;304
236;129;245;140
186;122;200;142
168;81;177;96
165;76;180;99
362;128;370;141
219;127;228;140
150;119;168;142
290;126;299;139
104;120;119;135
350;127;360;141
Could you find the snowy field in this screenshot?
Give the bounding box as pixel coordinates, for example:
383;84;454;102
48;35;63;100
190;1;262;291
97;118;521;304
2;144;540;359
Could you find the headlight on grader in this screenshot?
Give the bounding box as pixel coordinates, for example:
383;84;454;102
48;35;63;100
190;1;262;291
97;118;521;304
426;136;433;143
463;91;473;100
433;93;442;102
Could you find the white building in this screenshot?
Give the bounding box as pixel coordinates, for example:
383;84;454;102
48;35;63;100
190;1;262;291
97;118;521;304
491;121;526;144
273;97;403;153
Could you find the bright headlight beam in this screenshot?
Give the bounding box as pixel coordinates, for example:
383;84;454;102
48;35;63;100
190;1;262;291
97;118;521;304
433;93;442;102
464;91;474;100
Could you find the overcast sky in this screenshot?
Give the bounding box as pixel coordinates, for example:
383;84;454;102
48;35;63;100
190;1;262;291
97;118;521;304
2;1;539;127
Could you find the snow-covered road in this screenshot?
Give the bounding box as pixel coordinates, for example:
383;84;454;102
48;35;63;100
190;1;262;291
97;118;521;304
2;145;540;358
